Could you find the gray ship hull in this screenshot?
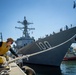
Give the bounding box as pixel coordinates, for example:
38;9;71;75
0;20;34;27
18;27;76;66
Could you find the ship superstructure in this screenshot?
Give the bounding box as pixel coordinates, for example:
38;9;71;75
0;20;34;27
15;16;35;50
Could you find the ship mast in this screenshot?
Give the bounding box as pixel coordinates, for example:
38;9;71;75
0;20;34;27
15;16;35;37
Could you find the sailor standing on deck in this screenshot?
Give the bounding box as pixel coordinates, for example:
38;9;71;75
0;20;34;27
0;38;18;68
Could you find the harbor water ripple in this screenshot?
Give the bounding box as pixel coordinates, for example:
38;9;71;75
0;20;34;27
24;61;76;75
61;61;76;75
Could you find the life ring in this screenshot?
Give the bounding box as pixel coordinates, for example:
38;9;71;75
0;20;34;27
22;66;36;75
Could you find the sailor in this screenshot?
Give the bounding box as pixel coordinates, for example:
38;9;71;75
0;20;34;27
0;38;18;68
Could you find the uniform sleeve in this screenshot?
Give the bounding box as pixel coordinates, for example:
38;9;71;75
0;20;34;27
9;48;18;57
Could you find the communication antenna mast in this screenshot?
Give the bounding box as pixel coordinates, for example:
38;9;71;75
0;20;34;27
15;16;35;37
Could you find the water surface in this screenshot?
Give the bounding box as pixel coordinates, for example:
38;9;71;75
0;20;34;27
24;61;76;75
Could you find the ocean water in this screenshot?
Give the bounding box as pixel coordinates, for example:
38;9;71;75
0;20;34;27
61;61;76;75
24;61;76;75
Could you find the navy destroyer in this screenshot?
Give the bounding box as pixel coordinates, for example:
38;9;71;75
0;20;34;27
15;17;76;66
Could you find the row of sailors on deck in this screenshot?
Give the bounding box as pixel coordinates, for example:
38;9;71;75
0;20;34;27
60;24;73;32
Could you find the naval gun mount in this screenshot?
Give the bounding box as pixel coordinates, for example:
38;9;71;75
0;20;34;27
15;16;35;50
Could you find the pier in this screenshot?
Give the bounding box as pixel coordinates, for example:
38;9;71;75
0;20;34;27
0;57;26;75
9;62;26;75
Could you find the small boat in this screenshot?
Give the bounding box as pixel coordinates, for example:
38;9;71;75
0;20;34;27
63;47;76;61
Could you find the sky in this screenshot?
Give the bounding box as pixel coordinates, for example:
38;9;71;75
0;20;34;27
0;0;76;41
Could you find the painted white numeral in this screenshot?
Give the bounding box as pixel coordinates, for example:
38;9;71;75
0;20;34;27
44;41;51;48
36;41;51;50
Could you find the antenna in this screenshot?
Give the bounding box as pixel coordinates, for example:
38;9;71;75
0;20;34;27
15;16;35;37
